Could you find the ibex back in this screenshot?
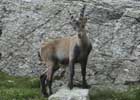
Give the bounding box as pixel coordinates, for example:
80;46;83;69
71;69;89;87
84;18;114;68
39;5;92;97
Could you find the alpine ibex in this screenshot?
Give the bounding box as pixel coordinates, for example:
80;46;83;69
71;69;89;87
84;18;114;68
39;5;92;97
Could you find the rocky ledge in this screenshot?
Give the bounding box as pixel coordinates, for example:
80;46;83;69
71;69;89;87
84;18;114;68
48;87;89;100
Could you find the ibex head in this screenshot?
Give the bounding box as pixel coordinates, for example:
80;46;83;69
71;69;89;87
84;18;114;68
69;5;87;32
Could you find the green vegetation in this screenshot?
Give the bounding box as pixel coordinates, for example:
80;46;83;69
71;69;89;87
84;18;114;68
0;71;46;100
1;71;140;100
89;86;140;100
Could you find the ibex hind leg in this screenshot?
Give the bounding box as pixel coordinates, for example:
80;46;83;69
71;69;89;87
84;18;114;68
40;73;48;97
47;67;54;95
47;62;58;96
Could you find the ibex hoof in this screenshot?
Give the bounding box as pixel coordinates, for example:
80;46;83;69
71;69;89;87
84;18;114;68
82;84;90;89
42;93;49;98
68;83;73;90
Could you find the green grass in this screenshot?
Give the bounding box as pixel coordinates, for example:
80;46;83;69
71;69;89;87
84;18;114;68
1;71;140;100
89;86;140;100
0;71;46;100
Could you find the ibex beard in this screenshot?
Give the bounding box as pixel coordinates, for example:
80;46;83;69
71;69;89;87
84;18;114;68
39;5;92;97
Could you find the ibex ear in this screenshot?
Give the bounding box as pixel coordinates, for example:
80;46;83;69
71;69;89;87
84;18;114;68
68;10;79;30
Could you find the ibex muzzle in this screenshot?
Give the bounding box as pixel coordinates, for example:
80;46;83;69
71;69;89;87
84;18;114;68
39;5;92;97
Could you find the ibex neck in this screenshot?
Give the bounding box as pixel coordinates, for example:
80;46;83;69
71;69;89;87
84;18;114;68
79;30;89;46
79;30;86;36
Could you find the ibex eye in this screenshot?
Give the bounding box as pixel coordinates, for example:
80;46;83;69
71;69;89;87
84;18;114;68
81;25;85;28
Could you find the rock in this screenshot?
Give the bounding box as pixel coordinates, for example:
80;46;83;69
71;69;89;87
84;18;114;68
48;87;89;100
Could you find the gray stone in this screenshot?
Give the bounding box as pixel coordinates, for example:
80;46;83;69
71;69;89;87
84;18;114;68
48;87;89;100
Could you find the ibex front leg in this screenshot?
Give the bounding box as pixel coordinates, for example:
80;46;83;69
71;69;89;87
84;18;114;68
80;59;89;88
68;60;75;90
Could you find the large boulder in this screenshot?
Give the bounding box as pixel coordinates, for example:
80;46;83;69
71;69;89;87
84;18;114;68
0;0;140;91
